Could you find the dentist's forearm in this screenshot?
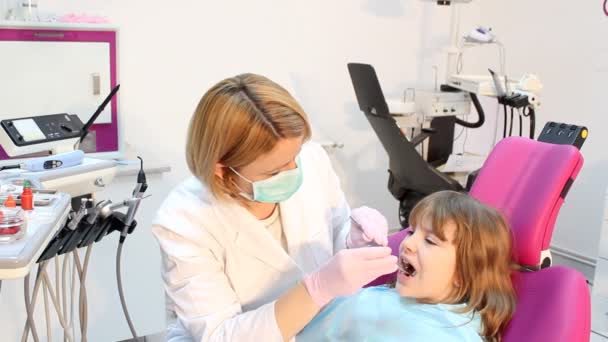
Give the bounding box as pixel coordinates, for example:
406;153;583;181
274;282;321;341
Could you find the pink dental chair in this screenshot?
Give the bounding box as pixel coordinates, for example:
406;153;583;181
368;137;590;341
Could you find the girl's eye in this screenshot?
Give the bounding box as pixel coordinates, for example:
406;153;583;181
425;238;436;245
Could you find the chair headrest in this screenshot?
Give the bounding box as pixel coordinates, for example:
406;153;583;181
469;137;583;267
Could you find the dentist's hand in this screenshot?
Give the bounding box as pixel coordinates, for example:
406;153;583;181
302;246;398;307
347;206;389;248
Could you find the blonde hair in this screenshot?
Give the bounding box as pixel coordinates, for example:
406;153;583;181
186;73;311;199
409;190;516;341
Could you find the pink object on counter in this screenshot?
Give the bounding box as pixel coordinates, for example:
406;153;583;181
57;13;109;23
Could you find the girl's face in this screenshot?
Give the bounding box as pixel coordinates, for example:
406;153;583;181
396;218;458;303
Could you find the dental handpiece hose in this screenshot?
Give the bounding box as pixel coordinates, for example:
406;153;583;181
117;157;147;339
116;195;140;339
116;195;142;339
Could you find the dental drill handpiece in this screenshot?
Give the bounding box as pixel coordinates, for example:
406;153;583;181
59;198;93;254
120;157;148;243
68;198;91;230
78;200;112;248
38;199;90;261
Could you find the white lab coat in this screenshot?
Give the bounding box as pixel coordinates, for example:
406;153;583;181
152;142;351;342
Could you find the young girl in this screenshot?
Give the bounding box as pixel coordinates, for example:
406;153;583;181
297;190;516;341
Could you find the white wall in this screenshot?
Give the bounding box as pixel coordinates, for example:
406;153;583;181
454;0;608;261
1;0;605;340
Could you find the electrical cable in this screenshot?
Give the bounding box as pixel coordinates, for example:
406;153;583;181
491;103;500;147
604;0;608;16
529;107;536;139
456;93;485;128
462;127;469;154
43;274;52;342
22;264;45;342
509;107;514;136
522;106;536;139
41;271;74;342
84;246;93;338
457;51;464;74
73;250;86;342
117;241;138;338
70;253;77;341
73;250;83;340
24;273;41;342
62;254;69;342
502;104;508;138
79;245;93;341
23;259;73;342
518;109;523;136
454;116;466;141
55;256;61;318
456;37;466;74
83;249;90;341
59;251;78;342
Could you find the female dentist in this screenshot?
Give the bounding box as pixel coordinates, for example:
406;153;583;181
152;73;398;341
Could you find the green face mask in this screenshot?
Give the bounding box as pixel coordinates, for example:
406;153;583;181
230;157;303;203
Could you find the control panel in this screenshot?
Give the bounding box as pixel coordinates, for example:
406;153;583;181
1;113;84;147
537;121;587;150
416;90;472;118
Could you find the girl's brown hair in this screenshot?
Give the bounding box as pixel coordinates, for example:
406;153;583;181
409;190;516;341
186;73;311;199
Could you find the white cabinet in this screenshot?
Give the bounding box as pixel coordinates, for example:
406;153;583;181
0;40;113;123
0;22;120;156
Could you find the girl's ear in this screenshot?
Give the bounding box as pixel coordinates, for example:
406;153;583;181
453;274;462;288
215;163;226;179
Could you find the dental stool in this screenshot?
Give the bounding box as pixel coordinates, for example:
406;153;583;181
368;137;590;341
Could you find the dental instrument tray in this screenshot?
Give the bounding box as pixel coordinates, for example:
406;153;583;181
0;176;54;206
0;191;71;279
0;193;55;207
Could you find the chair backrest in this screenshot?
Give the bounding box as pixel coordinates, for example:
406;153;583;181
469;137;583;268
347;63;462;197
